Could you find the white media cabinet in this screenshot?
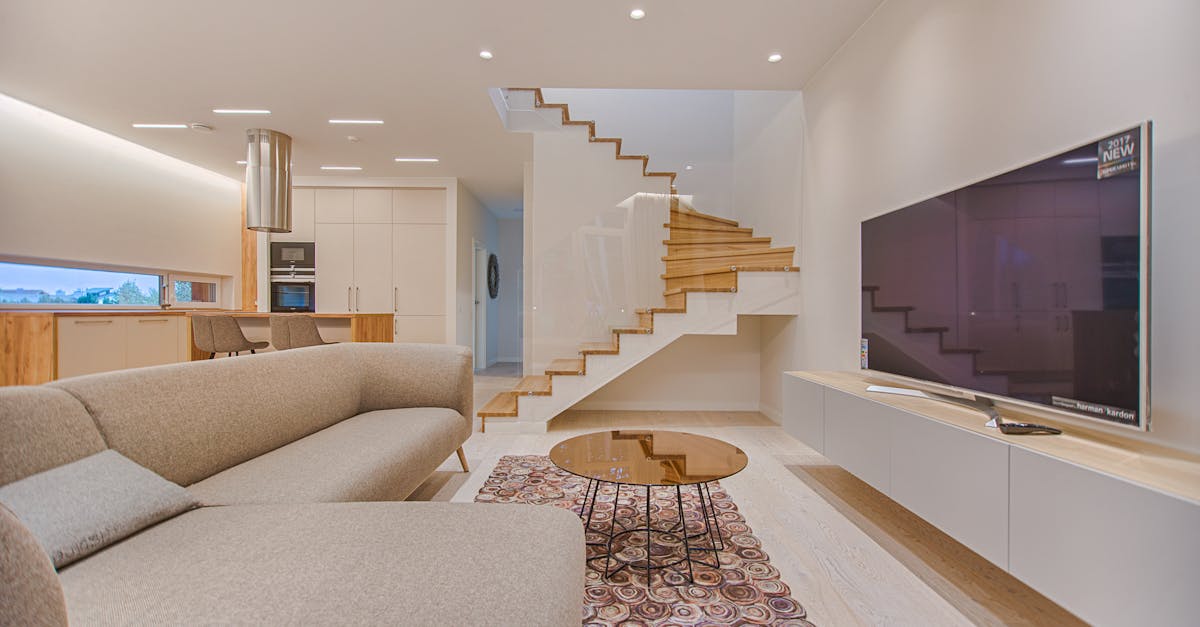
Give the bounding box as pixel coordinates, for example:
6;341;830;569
783;370;1200;627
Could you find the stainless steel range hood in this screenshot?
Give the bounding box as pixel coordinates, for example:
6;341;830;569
245;129;292;232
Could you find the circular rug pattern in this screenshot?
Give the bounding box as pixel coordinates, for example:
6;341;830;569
475;455;815;626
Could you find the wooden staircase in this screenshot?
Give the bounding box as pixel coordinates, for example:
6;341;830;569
861;285;985;371
478;89;799;432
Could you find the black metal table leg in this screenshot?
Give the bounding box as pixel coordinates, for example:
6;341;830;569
675;484;696;584
645;485;652;587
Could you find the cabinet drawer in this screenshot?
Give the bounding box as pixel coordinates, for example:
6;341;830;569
823;389;892;494
890;411;1009;568
125;317;183;369
56;317;126;379
782;374;824;453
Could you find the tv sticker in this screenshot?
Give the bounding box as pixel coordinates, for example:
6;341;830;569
1097;127;1139;180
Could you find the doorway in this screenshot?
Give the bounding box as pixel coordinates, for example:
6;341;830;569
473;242;488;371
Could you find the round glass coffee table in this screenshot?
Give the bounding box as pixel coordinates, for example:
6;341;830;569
549;430;748;585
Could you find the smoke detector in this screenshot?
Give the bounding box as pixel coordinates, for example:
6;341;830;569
189;122;214;133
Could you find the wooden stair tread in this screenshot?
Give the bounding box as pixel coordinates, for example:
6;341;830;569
612;326;652;335
669;208;739;227
478;392;517;417
637;307;686;314
662;246;794;262
580;342;618;355
663;286;736;296
513;375;552;396
661;264;796;279
664;237;771;245
546;359;585;375
665;223;753;234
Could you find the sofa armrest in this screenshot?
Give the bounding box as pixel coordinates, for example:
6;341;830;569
355;343;474;429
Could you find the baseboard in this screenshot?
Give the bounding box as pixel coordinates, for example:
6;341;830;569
570;400;763;412
496;354;522;363
759;403;783;424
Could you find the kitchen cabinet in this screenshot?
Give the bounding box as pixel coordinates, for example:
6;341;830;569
353;189;392;223
273;188;315;242
315;188;354;223
392;224;445;315
57;316;186;379
393;189;446;223
352;224;393;313
315;223;355;313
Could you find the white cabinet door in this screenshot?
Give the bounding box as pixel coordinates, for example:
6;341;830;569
274;188;315;242
890;410;1010;568
315;223;355;312
315;188;354;223
822;390;892;494
1054;216;1103;312
353;189;392;224
392;224;445;315
352;223;392;313
126;316;183;369
394;315;445;343
1009;448;1200;626
782;374;824;453
57;317;126;378
393;189;447;224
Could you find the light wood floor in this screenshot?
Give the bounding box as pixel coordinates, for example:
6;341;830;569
410;402;1080;626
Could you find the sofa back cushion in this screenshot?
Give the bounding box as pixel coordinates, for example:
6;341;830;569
0;387;106;487
50;347;361;486
0;503;68;627
0;450;198;568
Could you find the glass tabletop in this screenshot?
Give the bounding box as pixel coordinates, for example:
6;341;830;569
549;430;749;486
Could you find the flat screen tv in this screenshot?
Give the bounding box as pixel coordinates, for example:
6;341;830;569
860;123;1150;429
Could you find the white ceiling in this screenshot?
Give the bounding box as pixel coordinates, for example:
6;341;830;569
0;0;881;216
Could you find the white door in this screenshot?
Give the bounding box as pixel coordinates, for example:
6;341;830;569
315;223;354;312
353;223;392;313
474;246;488;368
392;223;446;342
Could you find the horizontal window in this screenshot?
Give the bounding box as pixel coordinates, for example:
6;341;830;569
169;274;221;309
0;261;162;307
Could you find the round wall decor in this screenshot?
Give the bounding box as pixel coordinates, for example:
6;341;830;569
487;254;499;299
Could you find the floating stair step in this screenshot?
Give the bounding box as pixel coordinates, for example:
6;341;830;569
513;375;552;396
645;171;677;184
663;246;795;263
590;137;622;153
612;326;652;335
664;248;795;275
637;307;686;315
478;392;518;418
664;272;737;292
666;224;753;235
580;342;619;355
616;154;650;165
669;208;739;227
636;311;655;328
546;359;586;376
665;236;771;246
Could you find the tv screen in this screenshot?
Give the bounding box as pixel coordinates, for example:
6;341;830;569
860;124;1150;429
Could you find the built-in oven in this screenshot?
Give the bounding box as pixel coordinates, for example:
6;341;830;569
270;242;316;312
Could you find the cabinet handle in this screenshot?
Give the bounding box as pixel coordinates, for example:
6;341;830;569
137;319;169;323
394;318;398;336
1011;282;1020;310
74;319;113;325
347;286;352;312
356;287;360;311
393;287;398;313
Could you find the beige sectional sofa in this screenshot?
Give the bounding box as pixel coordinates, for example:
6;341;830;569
0;343;584;626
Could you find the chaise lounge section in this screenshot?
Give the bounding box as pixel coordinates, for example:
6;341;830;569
0;343;583;626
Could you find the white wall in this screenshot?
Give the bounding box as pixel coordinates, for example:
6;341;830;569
541;88;735;217
574;318;762;411
732;91;805;249
496;218;523;363
456;182;498;365
799;0;1200;453
0;93;241;300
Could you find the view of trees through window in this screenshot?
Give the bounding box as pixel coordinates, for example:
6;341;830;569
0;261;161;306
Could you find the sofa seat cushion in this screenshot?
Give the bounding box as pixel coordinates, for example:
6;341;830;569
58;502;584;626
187;408;469;505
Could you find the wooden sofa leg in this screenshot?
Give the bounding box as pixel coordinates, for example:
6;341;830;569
456;447;470;473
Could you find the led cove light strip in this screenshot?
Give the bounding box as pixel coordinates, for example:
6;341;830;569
394;157;439;163
132;123;188;129
329;119;383;125
213;109;271;115
320;165;362;171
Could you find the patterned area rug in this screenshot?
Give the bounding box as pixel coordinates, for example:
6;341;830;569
475;455;814;626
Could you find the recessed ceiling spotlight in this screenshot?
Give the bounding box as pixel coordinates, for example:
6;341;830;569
394;157;439;163
328;119;383;125
479;50;494;60
630;9;646;20
685;164;694;170
320;165;362;171
212;109;271;115
236;160;247;165
767;53;783;63
131;123;188;129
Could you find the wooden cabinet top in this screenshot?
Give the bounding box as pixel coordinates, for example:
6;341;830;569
3;310;390;319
